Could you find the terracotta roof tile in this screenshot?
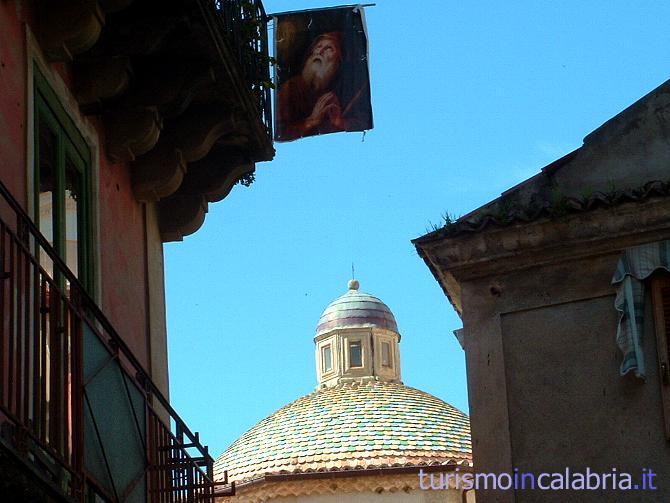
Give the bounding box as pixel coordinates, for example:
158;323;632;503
414;179;670;245
214;381;471;483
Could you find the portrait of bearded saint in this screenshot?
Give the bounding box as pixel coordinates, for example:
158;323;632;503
277;31;366;141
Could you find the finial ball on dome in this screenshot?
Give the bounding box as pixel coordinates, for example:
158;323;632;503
348;279;360;291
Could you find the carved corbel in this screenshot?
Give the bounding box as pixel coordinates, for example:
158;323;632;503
98;14;182;56
74;57;132;106
130;61;188;108
131;63;216;120
179;150;254;203
215;111;252;149
160;68;217;119
203;163;255;203
131;142;186;202
186;79;227;106
38;0;105;61
104;106;162;162
158;195;208;242
167;105;236;163
216;134;251;149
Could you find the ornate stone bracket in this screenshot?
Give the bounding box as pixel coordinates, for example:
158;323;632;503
74;56;132;106
132;63;217;120
38;0;105;61
154;148;255;241
104;106;161;162
158;195;208;242
34;0;275;242
170;105;237;163
132;143;186;202
96;11;182;56
179;149;255;203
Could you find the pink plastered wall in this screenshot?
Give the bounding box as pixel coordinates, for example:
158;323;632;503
0;1;28;205
0;1;151;372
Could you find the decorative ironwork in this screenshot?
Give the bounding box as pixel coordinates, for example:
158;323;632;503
198;0;273;139
0;179;215;502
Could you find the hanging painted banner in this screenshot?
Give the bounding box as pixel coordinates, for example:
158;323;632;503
273;5;373;142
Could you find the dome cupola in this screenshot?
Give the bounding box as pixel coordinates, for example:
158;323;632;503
214;381;471;483
214;279;473;494
314;280;401;388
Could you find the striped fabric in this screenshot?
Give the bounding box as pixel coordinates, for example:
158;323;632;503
611;240;670;379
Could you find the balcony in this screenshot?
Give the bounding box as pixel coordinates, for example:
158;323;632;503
36;0;275;242
199;0;273;140
0;180;226;501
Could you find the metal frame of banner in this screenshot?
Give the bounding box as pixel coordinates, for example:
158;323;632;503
267;3;376;20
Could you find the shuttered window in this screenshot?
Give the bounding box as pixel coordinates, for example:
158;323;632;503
651;275;670;440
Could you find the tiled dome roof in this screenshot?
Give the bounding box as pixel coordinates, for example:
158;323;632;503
214;381;471;483
315;280;398;337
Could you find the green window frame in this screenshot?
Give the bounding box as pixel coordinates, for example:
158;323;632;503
33;67;94;293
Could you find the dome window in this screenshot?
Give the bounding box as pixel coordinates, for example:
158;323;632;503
322;344;332;372
314;281;402;386
349;341;363;367
381;341;392;368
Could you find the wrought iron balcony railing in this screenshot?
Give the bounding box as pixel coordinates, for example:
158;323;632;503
199;0;273;139
0;179;224;502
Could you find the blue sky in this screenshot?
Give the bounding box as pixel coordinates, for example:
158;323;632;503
164;0;670;458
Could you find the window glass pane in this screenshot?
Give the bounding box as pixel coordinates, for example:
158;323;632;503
322;345;332;372
35;78;92;294
38;117;57;276
382;342;391;367
349;341;362;367
64;158;81;277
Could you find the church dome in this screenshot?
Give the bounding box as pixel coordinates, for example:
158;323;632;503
214;380;471;483
214;280;472;492
315;279;398;337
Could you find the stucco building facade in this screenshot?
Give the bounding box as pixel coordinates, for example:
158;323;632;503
414;80;670;502
0;0;273;500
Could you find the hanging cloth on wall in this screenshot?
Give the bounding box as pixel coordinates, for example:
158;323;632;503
611;240;670;380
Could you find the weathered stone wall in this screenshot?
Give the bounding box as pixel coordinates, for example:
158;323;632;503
452;200;670;502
